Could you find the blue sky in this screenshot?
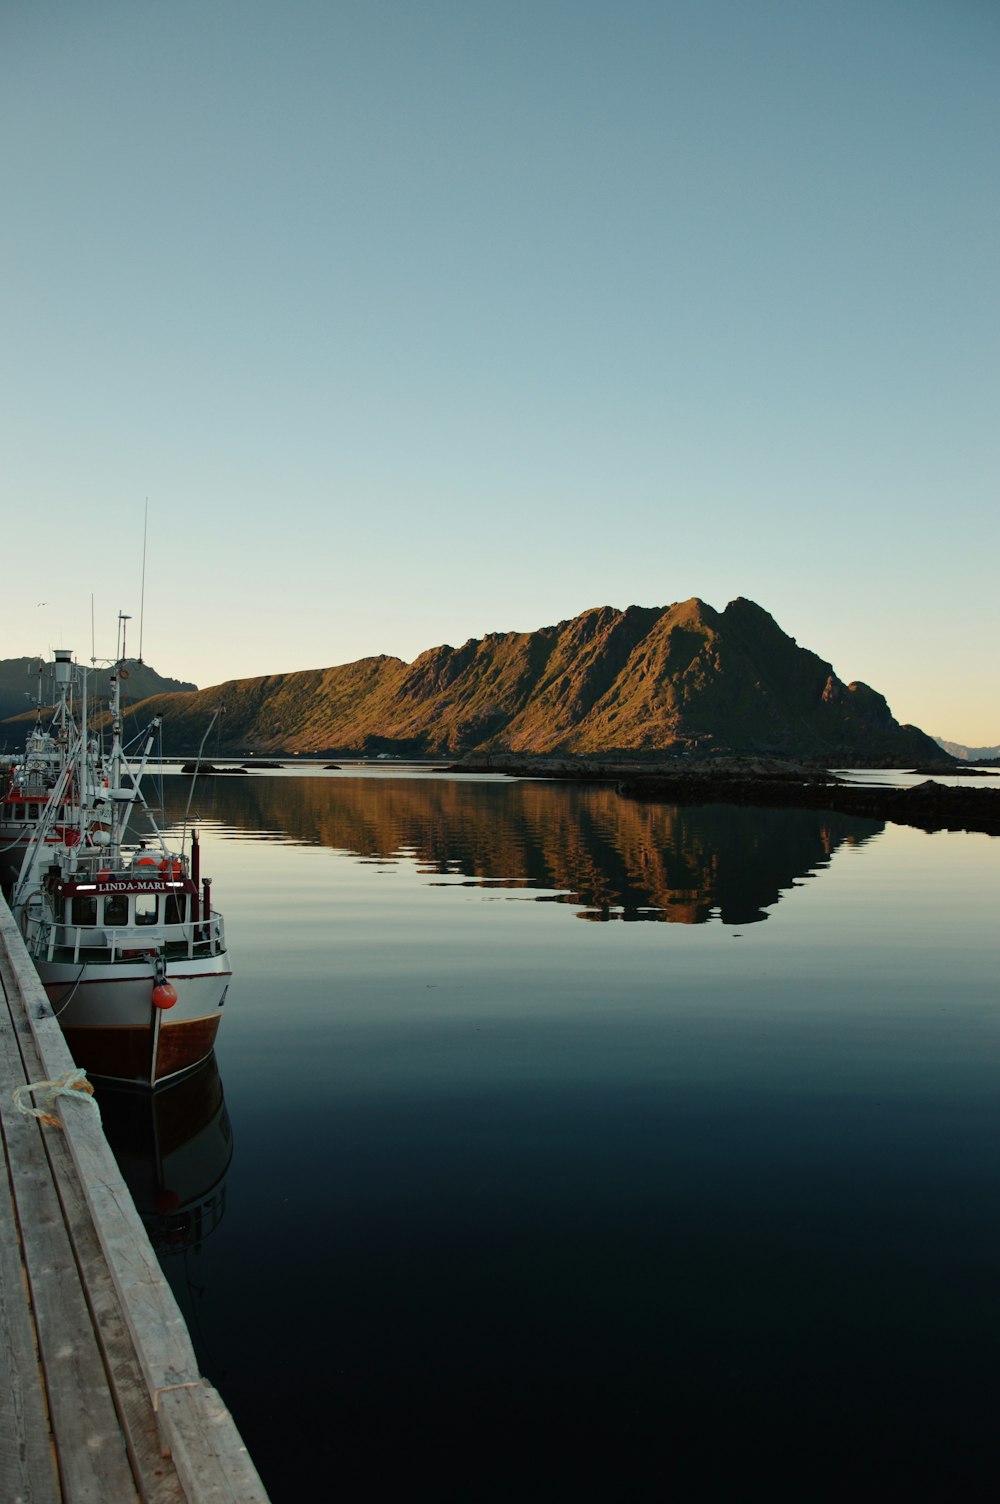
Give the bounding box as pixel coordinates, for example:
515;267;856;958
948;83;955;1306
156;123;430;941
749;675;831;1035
2;0;997;743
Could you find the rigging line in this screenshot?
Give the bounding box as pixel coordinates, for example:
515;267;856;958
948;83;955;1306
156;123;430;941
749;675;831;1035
181;708;223;851
122;714;163;754
139;498;148;663
206;711;226;813
128;778;167;843
154;720;165;829
0;835;32;854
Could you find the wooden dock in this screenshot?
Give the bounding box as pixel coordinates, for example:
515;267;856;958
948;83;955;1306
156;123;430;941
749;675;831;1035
0;896;270;1503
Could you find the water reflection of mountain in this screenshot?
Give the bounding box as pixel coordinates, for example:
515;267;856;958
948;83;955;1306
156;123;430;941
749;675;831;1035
97;1054;232;1253
166;775;884;924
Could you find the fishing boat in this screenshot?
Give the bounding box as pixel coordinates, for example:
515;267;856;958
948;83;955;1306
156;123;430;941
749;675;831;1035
0;662;74;890
7;648;232;1088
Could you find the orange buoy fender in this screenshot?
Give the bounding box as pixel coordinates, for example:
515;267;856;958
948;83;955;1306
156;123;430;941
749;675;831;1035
152;982;178;1010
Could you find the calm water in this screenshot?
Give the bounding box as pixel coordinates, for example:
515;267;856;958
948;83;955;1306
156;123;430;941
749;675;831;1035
102;772;1000;1497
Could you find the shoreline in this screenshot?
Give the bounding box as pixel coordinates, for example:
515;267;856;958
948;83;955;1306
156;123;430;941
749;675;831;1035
451;757;1000;836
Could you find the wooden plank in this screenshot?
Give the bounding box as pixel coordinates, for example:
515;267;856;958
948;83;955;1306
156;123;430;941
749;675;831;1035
3;951;183;1503
157;1384;270;1504
45;1136;187;1504
1;899;272;1503
8;994;186;1504
0;902;201;1401
0;982;139;1503
0;1133;60;1504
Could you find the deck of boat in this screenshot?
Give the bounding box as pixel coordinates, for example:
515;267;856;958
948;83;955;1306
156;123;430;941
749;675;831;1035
0;895;268;1503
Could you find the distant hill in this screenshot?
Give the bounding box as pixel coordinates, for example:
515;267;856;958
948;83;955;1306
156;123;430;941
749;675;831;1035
56;597;947;764
0;657;196;740
933;737;1000;764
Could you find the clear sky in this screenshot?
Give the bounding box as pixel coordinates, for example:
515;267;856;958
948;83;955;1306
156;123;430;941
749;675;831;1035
2;0;997;744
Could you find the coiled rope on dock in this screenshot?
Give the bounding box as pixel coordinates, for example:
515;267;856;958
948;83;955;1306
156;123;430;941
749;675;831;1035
12;1068;102;1128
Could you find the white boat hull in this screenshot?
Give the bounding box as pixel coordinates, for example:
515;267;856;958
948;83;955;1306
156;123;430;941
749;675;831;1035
38;954;232;1086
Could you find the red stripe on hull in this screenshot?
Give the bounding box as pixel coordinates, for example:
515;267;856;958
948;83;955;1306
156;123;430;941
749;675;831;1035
62;1015;221;1087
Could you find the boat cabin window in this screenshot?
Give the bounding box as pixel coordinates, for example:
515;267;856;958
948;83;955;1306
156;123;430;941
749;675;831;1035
135;893;159;926
28;803;40;819
71;896;97;926
104;894;128;927
165;893;186;925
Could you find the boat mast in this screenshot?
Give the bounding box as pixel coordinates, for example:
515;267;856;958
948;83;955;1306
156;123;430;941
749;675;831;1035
53;647;73;768
12;652;82;905
139;499;148;664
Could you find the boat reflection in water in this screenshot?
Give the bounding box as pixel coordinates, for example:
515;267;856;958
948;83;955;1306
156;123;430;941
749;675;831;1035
97;1053;232;1255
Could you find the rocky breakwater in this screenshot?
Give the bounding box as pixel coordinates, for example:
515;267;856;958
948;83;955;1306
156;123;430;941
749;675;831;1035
454;752;848;788
453;754;1000;837
617;773;1000;838
455;752;846;785
180;762;250;776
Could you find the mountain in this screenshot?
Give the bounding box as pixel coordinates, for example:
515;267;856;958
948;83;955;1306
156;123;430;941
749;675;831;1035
933;737;1000;764
40;597;944;763
0;657;196;736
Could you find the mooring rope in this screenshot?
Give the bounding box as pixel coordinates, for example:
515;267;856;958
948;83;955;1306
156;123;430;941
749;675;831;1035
12;1068;101;1129
51;962;88;1019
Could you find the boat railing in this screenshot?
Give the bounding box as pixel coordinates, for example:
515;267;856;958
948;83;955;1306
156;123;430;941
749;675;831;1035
5;780;58;801
32;912;226;964
65;851;190;882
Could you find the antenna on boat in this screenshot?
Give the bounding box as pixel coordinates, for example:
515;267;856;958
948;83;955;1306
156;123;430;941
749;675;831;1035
118;612;132;663
90;594;96;665
138;497;148;664
26;657;44;716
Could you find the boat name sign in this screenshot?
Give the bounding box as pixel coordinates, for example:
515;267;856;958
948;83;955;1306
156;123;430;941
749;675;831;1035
62;879;186;895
